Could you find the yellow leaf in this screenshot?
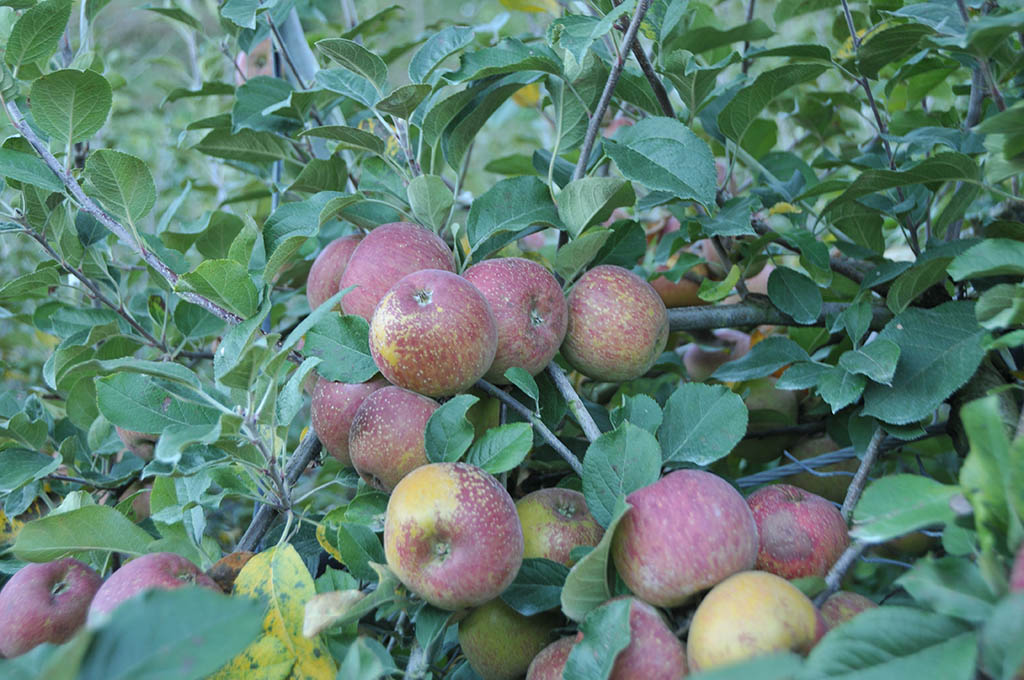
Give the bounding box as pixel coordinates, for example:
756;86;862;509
0;510;24;545
212;544;336;680
768;202;801;216
315;523;343;563
500;0;559;13
512;83;541;107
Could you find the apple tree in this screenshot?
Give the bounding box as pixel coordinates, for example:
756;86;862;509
0;0;1022;677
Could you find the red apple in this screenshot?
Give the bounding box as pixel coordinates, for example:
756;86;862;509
515;488;603;567
87;552;219;623
116;426;157;461
0;558;103;657
310;376;388;467
348;385;439;492
746;483;849;579
562;265;669;382
463;257;567;383
339;222;456;320
612;469;758;607
369;269;498;397
383;462;523;610
819;591;877;629
458;598;560;680
306;234;361;310
526;636;576;680
650;263;710;308
680;329;751;382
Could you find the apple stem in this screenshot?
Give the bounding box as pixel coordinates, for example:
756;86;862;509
546;363;603;443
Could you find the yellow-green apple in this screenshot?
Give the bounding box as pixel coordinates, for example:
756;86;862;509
612;469;758;607
384;462;523;610
515;488;603;566
680;329;751;382
339;222;456;320
0;558;103;657
687;570;826;672
788;435;856;503
819;591;877;629
306;234;361;310
87;552;218;624
746;483;849;579
458;598;560;680
463;257;567;383
730;377;800;463
562;265;669;382
526;636;576;680
348;385;438;492
116;426;157;461
310;376;388;467
369;269;497;397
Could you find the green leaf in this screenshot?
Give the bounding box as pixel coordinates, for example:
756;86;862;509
582;423;660;528
95;372;219;433
78;587;263;680
850;475;961;543
175;259;259;318
0;148;62;192
83;150;156;229
609;394;662;435
712;336;810;381
466;176;561;258
979;593;1024;680
554;228;611;282
304;314;379;383
975;283;1024;330
549;15;602;63
659;383;748;465
424;393;479;463
856;24;934;80
861;301;985;425
29;69;111;145
230;76;296;134
718;64;827;144
407;175;453;233
604;116;717;209
504;368;540;410
464;422;533;474
315;68;380;108
298;125;386;155
335;522;386;582
444;38;561;82
767;267;822;325
0;448;60;493
896;556;997;624
886;257;951;314
700;195;758;237
838;339;900;386
441;73;538;172
408;25;475;83
557;178;635;239
193;128;292;164
263;191;354;281
661;50;739;119
287;156;349;194
143;5;204;31
317;39;388;93
375;83;431;119
4;0;71;70
500;558;570;616
816;366;866;413
13;504;155;561
689;653;804;680
697;264;740;302
670;19;774;54
561;498;629;622
162;81;234;105
826;153;979;211
948;238;1024;280
219;0;260;29
563;598;631;680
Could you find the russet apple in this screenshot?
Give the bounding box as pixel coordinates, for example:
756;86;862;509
339;222;456;321
369;269;497;398
687;570;826;672
562;265;669;382
463;257;567;383
819;591;877;629
458;598;560;680
306;234;361;310
0;558;103;657
310;376;388;467
746;483;849;579
612;469;758;607
516;488;603;567
383;462;523;610
348;385;438;492
87;552;218;623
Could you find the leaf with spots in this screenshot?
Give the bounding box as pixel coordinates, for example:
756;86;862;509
212;544;337;680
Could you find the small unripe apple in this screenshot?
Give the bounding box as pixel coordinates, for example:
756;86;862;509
680;329;751;382
384;462;523;610
87;552;219;623
788;435;857;503
463;257;567;383
516;488;603;566
562;265;669;382
0;558;103;657
819;591;877;629
687;570;826;672
746;483;849;579
116;426;157;461
458;598;560;680
339;222;456;321
612;469;758;607
348;385;438;492
526;636;576;680
310;376;388;467
306;234;361;310
369;269;497;397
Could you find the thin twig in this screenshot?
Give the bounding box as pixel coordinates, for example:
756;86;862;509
814;540;869;606
841;427;887;522
476;379;584;477
267;14;309;90
546;363;603;443
573;0;652;181
741;0;757;74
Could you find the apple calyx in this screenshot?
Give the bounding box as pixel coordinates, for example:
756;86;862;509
413;288;433;306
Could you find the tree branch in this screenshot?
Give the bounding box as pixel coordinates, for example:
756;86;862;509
668;299;892;332
841;426;887;522
814;540;868;606
629;41;674;117
546;363;603;443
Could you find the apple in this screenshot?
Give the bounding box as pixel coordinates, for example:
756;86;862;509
234;39;274;85
458;598;560;680
650;263;710;308
787;435;857;503
746;483;849;579
310;376;388;467
0;558;103;657
116;426;157;461
87;552;219;623
369;269;498;398
383;462;523;610
526;636;576;680
516;488;603;566
348;385;439;492
118;480;152;521
680;329;751;382
819;591;877;629
745;263;775;296
612;469;758;607
687;570;826;672
339;222;456;321
463;257;567;383
561;265;669;383
306;234;361;310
